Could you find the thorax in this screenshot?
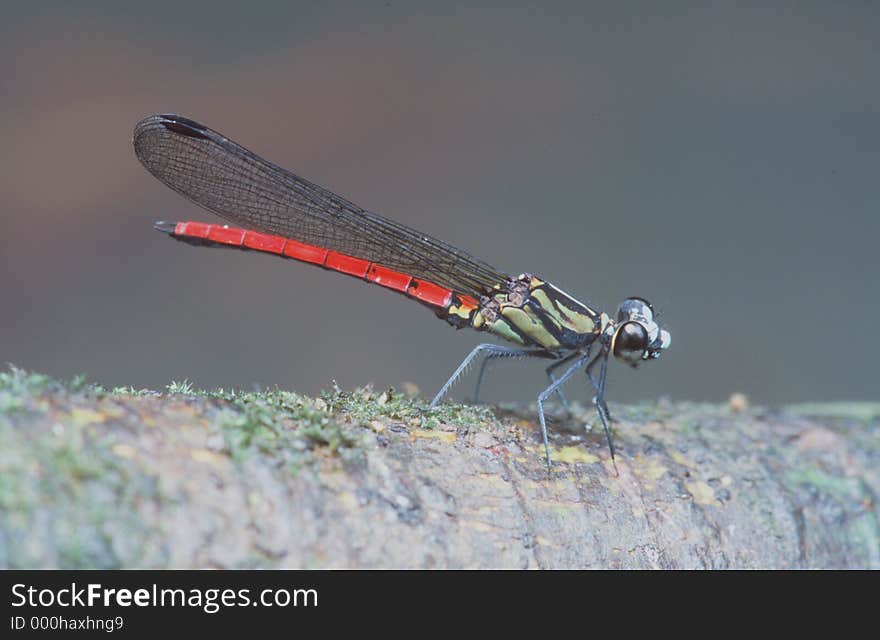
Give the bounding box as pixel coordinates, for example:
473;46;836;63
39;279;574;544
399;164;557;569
447;274;602;351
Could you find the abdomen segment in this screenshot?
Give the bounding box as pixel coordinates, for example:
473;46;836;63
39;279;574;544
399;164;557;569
155;221;480;313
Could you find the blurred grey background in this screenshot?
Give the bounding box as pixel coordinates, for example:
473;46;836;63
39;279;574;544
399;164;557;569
1;2;877;405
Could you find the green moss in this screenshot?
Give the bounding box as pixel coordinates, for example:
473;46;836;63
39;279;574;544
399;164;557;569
2;370;495;472
111;386;153;396
0;399;161;568
0;365;59;394
614;402;661;422
166;379;195;395
202;385;496;470
784;467;880;565
0;366;60;415
0;393;26;415
211;388;358;471
0;422;35;511
784;467;862;498
325;386;495;431
849;513;880;567
0;367;109;413
67;373;91;393
785;403;880;424
674;416;703;436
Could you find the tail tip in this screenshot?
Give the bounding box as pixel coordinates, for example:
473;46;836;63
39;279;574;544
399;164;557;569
153;221;177;234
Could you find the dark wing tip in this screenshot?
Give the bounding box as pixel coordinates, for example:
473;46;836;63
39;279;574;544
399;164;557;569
133;113;211;144
155;114;211;140
153;220;178;234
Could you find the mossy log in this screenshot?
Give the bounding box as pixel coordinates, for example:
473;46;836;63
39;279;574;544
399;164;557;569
1;370;877;568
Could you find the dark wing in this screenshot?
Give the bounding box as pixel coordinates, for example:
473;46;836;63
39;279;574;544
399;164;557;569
133;114;507;298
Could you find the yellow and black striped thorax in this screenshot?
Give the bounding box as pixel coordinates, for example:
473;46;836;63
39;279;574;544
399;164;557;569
444;274;602;351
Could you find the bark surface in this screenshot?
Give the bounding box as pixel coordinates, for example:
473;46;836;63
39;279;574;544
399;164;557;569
1;375;877;568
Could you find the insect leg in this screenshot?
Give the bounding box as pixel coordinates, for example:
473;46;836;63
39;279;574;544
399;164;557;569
545;349;588;413
430;344;537;408
586;350;617;473
472;347;559;404
536;352;592;471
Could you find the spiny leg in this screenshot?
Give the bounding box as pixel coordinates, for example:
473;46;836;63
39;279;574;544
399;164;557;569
586;351;612;421
585;348;602;391
472;346;569;405
472;346;552;404
536;352;592;471
586;350;618;474
430;344;538;408
545;350;587;413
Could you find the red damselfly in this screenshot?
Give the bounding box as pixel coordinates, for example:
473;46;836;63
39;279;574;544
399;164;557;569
134;114;671;470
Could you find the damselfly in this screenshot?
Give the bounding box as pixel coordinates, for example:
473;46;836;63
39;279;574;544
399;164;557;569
134;114;671;470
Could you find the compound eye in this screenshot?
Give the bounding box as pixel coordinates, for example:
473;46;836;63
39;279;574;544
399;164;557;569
613;321;650;364
617;297;654;322
629;297;654;313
